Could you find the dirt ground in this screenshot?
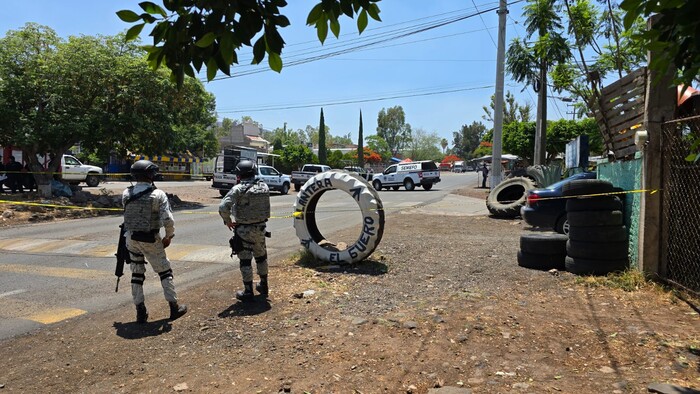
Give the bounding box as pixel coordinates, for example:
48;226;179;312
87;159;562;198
0;185;698;393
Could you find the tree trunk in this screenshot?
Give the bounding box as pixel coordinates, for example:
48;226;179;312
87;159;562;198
534;60;548;165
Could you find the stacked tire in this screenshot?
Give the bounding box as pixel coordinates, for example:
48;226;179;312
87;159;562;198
563;179;629;275
486;177;536;218
518;232;568;270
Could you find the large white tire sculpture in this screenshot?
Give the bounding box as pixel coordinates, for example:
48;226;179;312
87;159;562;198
293;170;385;264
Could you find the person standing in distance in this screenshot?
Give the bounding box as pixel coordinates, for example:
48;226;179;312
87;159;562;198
481;163;489;189
219;159;271;301
122;160;187;323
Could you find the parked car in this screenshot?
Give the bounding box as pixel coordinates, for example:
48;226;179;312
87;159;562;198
371;160;441;191
343;166;372;180
291;164;331;191
60;154;103;187
520;172;596;234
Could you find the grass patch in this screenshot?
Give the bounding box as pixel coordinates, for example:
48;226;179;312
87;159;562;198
574;269;652;292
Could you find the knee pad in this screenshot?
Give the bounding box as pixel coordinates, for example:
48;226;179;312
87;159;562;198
239;259;252;267
158;269;173;281
131;272;145;285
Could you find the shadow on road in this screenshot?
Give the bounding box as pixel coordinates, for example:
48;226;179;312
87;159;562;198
112;319;172;339
218;298;272;318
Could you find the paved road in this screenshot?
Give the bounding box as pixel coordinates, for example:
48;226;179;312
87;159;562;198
0;171;481;340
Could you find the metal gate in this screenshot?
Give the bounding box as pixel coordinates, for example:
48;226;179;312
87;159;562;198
661;116;700;292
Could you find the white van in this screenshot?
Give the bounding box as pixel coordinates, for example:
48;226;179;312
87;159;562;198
371;161;441;191
452;161;466;173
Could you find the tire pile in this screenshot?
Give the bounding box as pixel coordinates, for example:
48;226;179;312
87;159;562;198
563;179;628;275
517;179;629;276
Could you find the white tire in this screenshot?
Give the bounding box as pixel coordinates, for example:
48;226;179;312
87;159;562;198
293;170;385;264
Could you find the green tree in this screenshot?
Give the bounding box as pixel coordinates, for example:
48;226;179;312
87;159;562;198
327;150;345;169
365;134;391;162
0;24;216;195
118;0;382;85
482;91;533;124
440;138;448;154
318;108;327;165
376;106;412;156
280;144;314;171
502;119;603;162
406;128;441;161
506;0;571;165
452;122;487;160
357;110;364;168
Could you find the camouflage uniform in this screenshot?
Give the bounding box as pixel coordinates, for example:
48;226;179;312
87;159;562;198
122;183;180;312
219;177;271;299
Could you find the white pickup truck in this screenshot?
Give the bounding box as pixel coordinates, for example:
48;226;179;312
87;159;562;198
371;160;441;191
291;164;331;191
61;154;103;187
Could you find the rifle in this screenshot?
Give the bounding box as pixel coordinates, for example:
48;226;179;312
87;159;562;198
114;223;130;292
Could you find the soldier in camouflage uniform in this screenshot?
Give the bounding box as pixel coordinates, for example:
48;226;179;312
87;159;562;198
122;160;187;323
219;159;271;301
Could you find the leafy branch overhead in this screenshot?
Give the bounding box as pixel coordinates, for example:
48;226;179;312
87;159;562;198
117;0;381;86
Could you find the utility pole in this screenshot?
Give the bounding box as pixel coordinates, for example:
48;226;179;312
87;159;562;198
533;60;548;165
491;0;508;187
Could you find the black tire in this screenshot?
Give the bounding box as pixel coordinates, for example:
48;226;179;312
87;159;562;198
280;183;290;195
219;189;228;197
404;178;415;191
520;232;568;255
565;256;628;276
567;210;623;227
422;183;433;191
566;239;628;260
486;177;536;218
568;225;628;243
562;179;614;197
517;250;566;270
85;174;100;187
566;196;622;212
372;179;382;190
392;186;400;191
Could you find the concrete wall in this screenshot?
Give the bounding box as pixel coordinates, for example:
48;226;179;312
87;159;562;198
596;152;643;267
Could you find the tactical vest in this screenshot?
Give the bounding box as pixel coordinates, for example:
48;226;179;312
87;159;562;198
234;179;270;224
124;187;161;232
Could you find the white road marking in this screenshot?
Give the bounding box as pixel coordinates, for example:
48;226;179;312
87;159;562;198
0;289;27;299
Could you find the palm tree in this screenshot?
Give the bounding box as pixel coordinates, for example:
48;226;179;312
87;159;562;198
440;138;448;154
506;0;571;165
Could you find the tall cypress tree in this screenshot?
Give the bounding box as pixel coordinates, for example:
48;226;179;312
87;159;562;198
357;110;364;168
318;107;327;165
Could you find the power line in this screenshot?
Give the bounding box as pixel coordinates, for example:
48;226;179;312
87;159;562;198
217;84;494;113
472;0;497;47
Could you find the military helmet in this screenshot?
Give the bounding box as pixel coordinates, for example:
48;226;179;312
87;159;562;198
131;160;159;181
235;159;257;179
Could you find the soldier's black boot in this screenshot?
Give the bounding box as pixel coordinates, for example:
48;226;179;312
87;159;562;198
256;275;269;296
168;302;188;321
236;281;255;301
136;303;148;324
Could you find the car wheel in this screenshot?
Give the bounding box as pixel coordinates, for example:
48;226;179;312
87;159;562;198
281;183;290;195
403;178;415;191
85;174;100;187
372;179;382;190
422;183;433;191
485;177;536;218
554;214;569;235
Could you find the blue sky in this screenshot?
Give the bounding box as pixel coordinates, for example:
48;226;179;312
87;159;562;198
0;0;575;147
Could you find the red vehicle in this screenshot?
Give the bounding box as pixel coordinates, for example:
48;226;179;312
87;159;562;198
438;162;452;171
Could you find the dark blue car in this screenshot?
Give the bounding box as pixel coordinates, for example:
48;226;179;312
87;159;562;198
520;172;596;234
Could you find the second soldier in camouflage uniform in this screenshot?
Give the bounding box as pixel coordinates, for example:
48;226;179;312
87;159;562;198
218;159;271;301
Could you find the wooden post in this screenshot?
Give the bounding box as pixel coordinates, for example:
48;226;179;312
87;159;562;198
638;16;676;277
